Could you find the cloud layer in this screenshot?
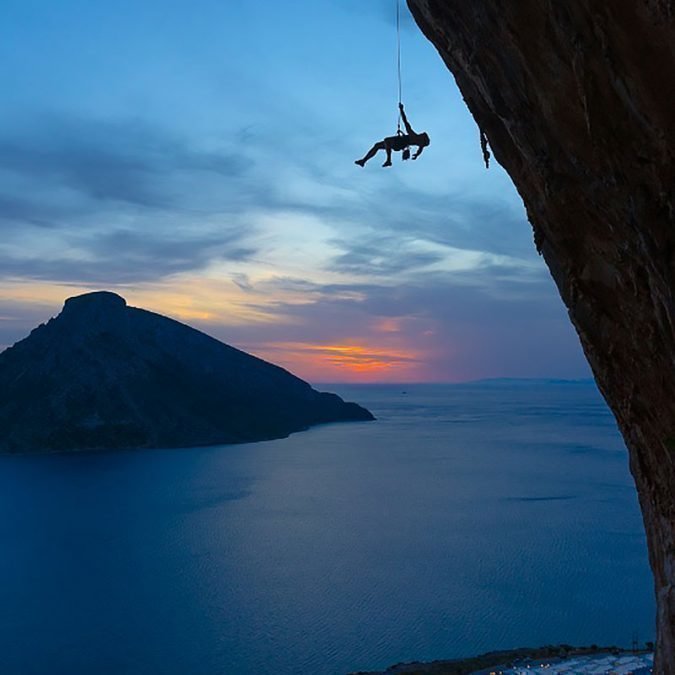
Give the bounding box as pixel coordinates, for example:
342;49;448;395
0;0;590;382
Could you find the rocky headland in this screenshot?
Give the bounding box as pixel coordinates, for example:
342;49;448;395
0;291;374;453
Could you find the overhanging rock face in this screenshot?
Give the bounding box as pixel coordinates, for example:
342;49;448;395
406;1;674;671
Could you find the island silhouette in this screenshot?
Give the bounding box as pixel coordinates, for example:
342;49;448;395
0;291;374;453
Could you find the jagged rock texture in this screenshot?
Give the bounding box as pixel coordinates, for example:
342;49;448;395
406;1;675;671
0;292;374;452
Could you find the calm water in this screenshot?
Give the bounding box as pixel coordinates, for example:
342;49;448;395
0;382;654;675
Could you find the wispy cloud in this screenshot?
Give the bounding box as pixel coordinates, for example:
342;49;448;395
0;115;249;209
0;113;264;284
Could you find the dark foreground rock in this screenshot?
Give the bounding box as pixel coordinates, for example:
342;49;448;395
0;291;374;453
406;1;674;670
351;645;649;675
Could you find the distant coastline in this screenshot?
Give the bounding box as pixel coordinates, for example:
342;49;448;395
351;644;654;675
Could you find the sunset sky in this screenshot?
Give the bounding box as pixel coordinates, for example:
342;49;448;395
0;0;590;383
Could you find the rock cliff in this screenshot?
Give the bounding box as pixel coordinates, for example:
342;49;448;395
0;291;374;452
406;1;674;670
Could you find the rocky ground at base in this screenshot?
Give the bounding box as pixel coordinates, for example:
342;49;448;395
350;646;654;675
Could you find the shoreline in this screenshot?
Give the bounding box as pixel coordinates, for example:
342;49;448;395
350;644;654;675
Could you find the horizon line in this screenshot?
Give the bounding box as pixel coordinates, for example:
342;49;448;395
312;376;596;386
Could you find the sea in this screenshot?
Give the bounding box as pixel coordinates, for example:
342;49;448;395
0;381;655;675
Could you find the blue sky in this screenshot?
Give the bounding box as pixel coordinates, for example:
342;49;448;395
0;0;590;382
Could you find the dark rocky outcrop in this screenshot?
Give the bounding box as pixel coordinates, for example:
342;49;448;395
0;291;373;453
405;1;674;670
352;644;646;675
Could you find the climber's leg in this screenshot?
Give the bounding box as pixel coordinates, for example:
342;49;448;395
382;139;394;167
355;141;385;167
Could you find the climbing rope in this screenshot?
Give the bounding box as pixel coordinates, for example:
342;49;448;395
396;0;403;134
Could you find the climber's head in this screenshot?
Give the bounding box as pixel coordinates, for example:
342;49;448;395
418;132;430;147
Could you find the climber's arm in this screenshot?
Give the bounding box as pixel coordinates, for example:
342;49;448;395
412;144;425;160
398;103;416;135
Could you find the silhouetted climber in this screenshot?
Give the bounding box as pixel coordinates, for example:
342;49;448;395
355;104;430;168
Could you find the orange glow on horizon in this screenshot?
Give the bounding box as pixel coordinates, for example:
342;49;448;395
250;341;423;382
